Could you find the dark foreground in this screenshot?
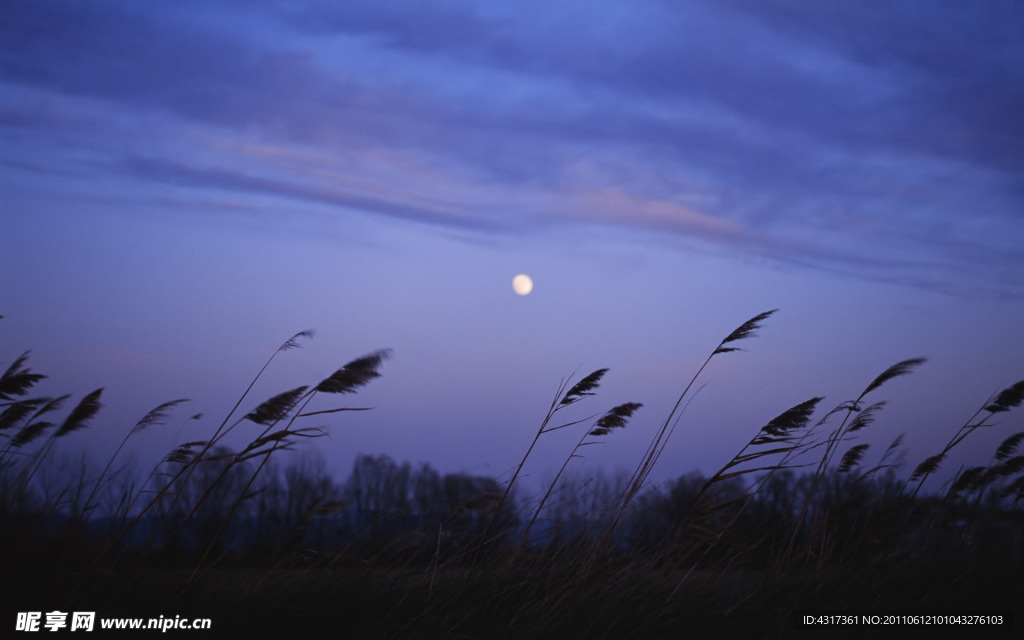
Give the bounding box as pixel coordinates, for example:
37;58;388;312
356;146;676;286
4;544;1021;639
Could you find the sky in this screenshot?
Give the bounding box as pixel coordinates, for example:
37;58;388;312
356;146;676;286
2;0;1023;498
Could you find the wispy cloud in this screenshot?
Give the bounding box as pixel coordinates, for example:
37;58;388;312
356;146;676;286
2;0;1022;296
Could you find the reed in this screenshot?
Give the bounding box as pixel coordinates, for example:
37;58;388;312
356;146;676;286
909;379;1024;497
2;313;1023;637
481;367;610;548
603;309;778;546
513;399;641;560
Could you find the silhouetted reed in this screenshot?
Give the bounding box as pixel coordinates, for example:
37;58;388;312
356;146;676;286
2;312;1022;637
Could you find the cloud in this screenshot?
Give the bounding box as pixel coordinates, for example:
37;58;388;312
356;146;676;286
123;156;500;233
570;187;742;237
2;0;1022;297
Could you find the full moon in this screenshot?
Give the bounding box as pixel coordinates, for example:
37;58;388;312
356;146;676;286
512;274;533;296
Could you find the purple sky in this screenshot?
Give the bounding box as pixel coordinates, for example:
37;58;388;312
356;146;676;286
2;1;1023;496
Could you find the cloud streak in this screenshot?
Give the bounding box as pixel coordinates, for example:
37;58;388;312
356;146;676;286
2;0;1022;296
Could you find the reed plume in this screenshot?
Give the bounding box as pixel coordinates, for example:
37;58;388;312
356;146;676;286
910;379;1024;497
607;310;778;543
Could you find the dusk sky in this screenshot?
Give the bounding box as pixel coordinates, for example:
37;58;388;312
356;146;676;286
2;1;1023;495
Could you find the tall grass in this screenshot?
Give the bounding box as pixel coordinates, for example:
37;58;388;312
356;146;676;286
2;312;1023;636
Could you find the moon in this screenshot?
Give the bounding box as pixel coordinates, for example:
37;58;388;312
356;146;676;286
512;274;533;296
